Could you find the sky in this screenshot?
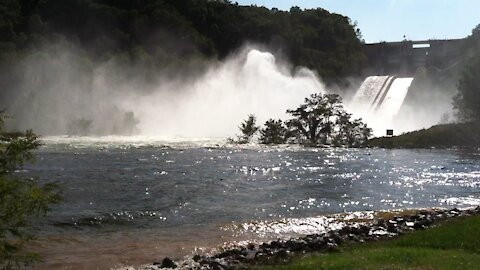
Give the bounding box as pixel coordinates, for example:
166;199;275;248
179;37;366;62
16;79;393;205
235;0;480;43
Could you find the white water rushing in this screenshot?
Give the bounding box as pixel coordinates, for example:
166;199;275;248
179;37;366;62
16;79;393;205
3;47;324;137
349;76;414;136
351;75;391;112
135;50;323;137
376;78;414;119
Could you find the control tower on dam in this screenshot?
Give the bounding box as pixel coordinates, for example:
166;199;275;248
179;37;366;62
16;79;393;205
362;39;465;77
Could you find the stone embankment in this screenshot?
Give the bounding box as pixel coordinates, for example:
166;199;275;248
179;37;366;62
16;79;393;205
148;207;480;270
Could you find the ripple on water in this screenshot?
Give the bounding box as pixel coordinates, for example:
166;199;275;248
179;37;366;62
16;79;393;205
24;142;480;269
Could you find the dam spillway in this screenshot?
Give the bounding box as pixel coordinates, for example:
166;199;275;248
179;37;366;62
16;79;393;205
350;76;414;135
376;77;414;119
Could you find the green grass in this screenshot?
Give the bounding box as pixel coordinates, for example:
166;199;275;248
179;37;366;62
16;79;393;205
368;122;480;148
256;215;480;270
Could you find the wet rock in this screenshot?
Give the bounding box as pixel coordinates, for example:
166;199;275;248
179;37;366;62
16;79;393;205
159;257;177;269
386;223;398;233
413;219;431;230
213;248;247;260
268;240;286;249
259;243;270;250
377;219;386;227
326;242;339;253
275;249;289;259
449;208;461;216
328;232;343;244
347;233;361;242
308;237;328;250
464;209;476;216
151;208;480;270
245;249;256;260
394;217;405;222
192;254;203;262
206;260;226;270
339;226;353;235
286;239;307;252
358;225;371;236
255;251;268;259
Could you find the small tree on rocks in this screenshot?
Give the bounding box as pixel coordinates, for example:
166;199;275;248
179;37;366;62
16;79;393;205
286;93;344;145
237;114;259;143
259;119;288;145
333;111;372;147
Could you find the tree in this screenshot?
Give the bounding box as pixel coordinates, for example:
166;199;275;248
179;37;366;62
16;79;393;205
0;111;61;269
453;55;480;122
237;114;259;143
333;111;371;147
259;119;288;144
285;93;371;146
286;93;344;145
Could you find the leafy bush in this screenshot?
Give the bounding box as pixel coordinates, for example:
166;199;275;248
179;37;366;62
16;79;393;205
235;94;371;147
333;111;371;147
0;112;61;269
453;55;480;122
286;93;370;146
259;119;288;145
236;114;259;144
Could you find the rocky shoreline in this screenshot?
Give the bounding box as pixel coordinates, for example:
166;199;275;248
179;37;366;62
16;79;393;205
146;207;480;270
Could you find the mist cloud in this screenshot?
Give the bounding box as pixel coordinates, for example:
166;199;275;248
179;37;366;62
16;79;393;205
1;43;324;138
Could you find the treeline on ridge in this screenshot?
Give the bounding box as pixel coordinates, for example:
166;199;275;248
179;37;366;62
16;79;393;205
0;0;364;86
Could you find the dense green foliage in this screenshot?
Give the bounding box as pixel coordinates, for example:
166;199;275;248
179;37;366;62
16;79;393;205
237;114;259;144
0;0;364;87
368;122;480;148
332;111;371;147
454;55;480;122
257;215;480;270
453;24;480;122
287;94;342;145
286;94;371;146
0;112;60;269
235;93;371;147
259;119;288;145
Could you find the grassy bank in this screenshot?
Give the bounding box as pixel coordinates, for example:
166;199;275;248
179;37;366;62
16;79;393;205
368;122;480;148
256;214;480;270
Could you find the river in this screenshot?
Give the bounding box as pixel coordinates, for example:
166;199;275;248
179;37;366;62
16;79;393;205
23;136;480;269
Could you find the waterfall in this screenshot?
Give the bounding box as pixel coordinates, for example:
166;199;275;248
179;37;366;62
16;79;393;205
351;76;391;112
350;76;414;136
376;78;414;120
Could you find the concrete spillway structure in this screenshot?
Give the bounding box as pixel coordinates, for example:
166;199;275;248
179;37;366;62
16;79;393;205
352;76;390;111
350;76;414;136
376;78;414;118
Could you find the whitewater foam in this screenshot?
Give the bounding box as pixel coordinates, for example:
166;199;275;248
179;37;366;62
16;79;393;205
4;47;324;137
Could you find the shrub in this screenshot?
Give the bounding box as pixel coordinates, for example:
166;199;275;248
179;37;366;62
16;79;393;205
259;119;288;145
237;114;259;144
0;111;61;269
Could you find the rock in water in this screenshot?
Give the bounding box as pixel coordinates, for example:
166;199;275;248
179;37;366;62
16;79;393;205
160;257;177;269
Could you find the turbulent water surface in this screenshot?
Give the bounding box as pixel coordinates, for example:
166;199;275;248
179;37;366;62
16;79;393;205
24;137;480;269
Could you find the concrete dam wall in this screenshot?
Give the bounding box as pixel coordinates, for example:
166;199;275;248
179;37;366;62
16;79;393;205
363;39;464;77
351;39;462;136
